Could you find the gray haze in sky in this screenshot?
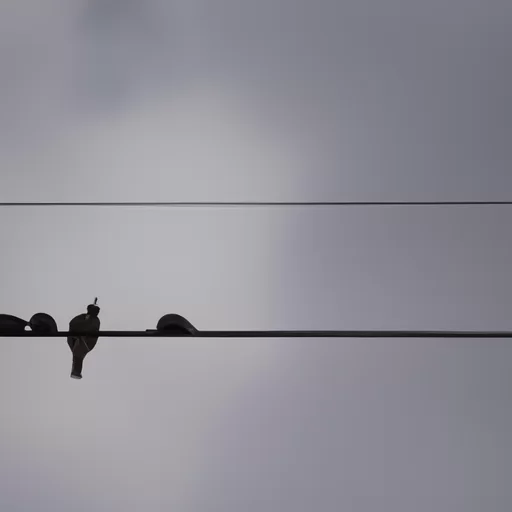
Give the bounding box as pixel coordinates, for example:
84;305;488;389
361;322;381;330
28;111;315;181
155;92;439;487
1;1;512;510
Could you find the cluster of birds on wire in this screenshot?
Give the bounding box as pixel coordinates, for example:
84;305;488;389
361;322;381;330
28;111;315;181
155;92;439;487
1;299;102;379
0;299;204;379
2;297;512;380
3;200;512;380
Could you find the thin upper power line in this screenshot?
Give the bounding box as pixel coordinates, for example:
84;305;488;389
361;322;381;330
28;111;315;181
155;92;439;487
1;201;512;208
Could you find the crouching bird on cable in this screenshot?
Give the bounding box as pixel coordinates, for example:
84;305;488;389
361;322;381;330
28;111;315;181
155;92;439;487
67;299;100;379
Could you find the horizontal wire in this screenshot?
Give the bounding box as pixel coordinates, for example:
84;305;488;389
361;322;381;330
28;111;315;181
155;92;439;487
3;330;512;338
0;201;512;208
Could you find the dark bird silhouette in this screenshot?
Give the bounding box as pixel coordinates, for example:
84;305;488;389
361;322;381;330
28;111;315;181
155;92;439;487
67;299;101;380
0;314;29;333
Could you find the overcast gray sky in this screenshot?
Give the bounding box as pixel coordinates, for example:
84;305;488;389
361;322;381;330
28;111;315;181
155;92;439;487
1;1;512;511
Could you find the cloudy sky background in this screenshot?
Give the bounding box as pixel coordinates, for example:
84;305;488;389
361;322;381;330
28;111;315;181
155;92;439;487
1;1;512;510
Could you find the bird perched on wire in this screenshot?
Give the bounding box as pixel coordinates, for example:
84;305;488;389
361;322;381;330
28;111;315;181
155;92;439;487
67;299;101;379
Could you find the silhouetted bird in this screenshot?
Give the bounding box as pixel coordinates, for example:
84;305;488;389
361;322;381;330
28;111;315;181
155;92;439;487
67;299;101;380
